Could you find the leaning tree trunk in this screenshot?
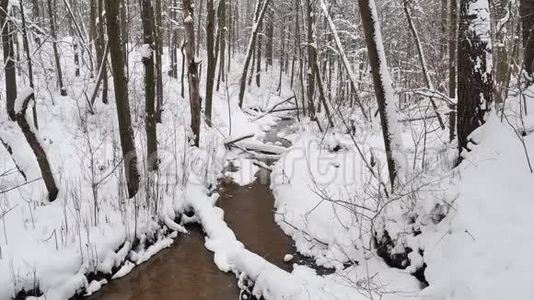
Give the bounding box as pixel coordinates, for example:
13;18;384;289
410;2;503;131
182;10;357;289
1;0;17;120
319;0;368;119
1;1;58;201
520;0;534;78
457;0;493;154
403;0;445;130
105;0;140;198
47;0;67;96
141;0;158;172
182;0;202;147
16;92;59;202
205;0;216;127
358;0;403;188
238;0;271;107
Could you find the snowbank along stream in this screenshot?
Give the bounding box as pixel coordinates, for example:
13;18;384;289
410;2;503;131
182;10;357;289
90;118;298;299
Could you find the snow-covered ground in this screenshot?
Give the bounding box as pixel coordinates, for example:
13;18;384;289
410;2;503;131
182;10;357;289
1;34;533;300
0;40;291;299
271;88;534;299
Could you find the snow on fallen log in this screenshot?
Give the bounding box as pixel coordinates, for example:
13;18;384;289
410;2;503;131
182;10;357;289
235;140;287;155
224;133;255;147
251;95;296;121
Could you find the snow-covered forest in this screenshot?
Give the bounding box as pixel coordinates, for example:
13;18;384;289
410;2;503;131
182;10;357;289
0;0;532;299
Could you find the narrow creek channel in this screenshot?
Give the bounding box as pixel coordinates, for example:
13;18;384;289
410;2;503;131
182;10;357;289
89;119;294;299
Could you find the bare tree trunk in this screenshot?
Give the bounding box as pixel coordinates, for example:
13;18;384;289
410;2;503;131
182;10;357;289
183;0;202;147
170;0;178;78
141;0;158;171
216;0;227;91
295;0;306;116
47;0;67;96
105;0;140;198
205;0;216;126
196;0;203;56
266;7;273;69
238;0;271;107
305;0;317;118
16;92;59;202
314;58;334;127
19;0;39;129
120;0;129;75
441;0;448;58
358;0;402;188
318;0;368;119
457;0;493;154
449;0;458;142
1;0;17;120
98;0;108;104
403;0;445;130
154;0;163;122
256;22;262;87
521;0;534;78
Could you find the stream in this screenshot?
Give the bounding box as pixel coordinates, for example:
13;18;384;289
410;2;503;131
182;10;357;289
89;119;294;299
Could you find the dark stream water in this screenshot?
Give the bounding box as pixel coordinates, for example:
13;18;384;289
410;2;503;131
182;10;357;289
89;120;294;300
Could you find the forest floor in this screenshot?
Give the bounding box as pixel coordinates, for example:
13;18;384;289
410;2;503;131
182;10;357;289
0;41;533;300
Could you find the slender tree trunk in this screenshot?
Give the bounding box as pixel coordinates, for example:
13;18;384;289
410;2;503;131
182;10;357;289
47;0;67;96
183;0;202;147
216;0;227;91
141;0;158;171
120;0;129;75
98;0;108;104
205;0;216;126
196;0;203;56
314;59;334;127
521;0;534;78
296;0;306;116
155;0;163;122
305;0;317;118
457;0;493;154
449;0;458;142
1;0;17;120
358;0;402;188
319;0;368;119
256;22;262;87
170;0;178;78
19;0;39;129
105;0;140;198
403;0;445;130
441;0;448;58
16;92;59;201
238;0;271;107
266;7;273;68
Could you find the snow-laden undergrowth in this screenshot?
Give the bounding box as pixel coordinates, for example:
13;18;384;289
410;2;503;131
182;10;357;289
0;40;289;299
271;87;534;299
